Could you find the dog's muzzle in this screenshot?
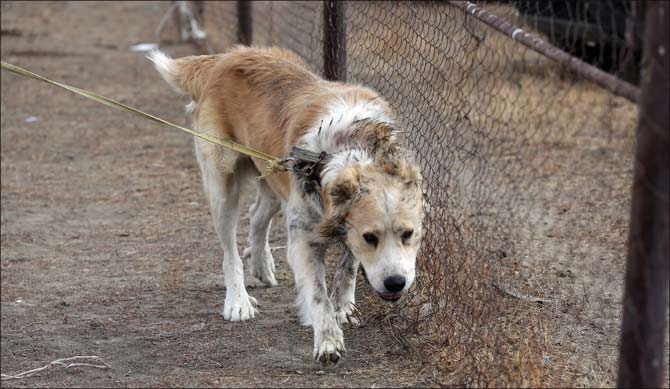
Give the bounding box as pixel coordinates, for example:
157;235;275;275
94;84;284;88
361;269;406;302
379;292;402;302
379;275;405;301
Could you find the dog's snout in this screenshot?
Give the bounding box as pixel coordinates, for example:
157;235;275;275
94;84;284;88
383;275;406;293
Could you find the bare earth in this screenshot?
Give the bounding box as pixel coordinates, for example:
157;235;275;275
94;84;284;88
1;2;435;387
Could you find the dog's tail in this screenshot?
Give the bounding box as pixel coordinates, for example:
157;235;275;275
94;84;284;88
147;49;219;100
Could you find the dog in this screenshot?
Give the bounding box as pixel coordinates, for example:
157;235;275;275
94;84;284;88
148;46;424;366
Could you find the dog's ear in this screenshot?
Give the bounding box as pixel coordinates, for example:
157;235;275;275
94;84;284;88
320;167;360;239
361;122;398;150
328;166;360;206
397;159;422;187
377;152;422;187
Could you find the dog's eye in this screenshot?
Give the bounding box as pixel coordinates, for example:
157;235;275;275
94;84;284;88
362;233;379;247
401;229;413;243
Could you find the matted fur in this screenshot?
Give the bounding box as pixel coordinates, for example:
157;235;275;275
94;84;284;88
148;46;425;367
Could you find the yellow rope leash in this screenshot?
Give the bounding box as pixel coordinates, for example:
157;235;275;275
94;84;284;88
0;61;287;178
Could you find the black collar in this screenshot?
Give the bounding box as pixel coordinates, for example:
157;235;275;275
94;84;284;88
286;146;329;193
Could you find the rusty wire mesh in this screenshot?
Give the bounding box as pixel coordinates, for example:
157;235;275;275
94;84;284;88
195;1;657;386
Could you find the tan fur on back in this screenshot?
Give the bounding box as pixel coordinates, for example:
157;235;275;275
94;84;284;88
176;46;393;200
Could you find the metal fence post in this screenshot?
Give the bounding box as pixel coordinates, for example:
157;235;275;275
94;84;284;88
237;1;252;45
323;0;346;81
617;1;669;387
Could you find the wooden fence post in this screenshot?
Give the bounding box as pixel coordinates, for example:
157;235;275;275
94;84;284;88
323;1;346;81
237;1;252;45
617;1;669;387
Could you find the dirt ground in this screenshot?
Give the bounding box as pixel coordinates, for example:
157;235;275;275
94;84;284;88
0;2;437;387
1;1;664;388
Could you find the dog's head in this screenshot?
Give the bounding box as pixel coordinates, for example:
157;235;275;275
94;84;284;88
321;151;424;302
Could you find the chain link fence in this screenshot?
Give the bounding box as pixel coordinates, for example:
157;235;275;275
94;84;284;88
185;1;667;386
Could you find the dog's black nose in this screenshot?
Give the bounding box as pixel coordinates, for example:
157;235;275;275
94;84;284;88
384;275;406;293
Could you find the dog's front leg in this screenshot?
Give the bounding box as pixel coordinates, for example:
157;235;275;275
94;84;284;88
287;203;344;366
331;248;360;327
289;232;344;366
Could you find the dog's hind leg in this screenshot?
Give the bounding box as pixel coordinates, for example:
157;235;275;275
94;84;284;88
331;249;360;327
196;141;258;322
243;179;280;287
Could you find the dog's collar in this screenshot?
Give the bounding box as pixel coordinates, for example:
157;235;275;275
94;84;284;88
283;146;329;189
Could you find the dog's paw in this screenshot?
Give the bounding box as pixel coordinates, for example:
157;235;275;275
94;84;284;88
243;247;278;287
222;290;258;321
313;328;345;367
253;267;278;287
335;302;359;327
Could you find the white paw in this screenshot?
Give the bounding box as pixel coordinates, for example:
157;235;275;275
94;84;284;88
243;247;278;287
253;267;277;287
222;289;258;321
313;328;345;366
335;302;359;327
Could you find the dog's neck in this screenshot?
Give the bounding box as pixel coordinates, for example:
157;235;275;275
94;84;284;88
297;97;400;188
299;98;397;153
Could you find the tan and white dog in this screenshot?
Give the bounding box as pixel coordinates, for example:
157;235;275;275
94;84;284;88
148;46;424;366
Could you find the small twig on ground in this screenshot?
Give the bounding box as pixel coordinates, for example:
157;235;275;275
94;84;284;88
492;282;554;304
1;356;111;381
